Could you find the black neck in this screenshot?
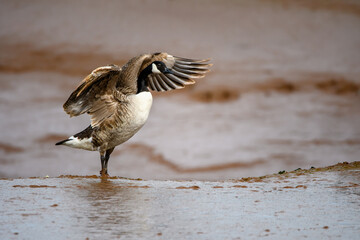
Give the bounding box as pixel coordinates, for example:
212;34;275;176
137;64;152;94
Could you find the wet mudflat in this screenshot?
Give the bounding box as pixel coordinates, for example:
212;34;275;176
1;162;359;239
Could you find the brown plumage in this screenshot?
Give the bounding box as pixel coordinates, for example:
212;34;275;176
56;52;212;177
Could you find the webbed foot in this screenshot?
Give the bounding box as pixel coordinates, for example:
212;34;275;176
100;169;109;178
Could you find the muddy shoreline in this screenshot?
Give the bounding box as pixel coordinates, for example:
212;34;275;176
1;162;359;239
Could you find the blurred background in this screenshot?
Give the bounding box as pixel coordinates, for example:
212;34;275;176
0;0;359;180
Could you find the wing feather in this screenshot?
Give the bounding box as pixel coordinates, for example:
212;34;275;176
166;73;194;86
155;74;172;91
148;76;157;91
152;75;166;91
159;74;180;90
62;64;130;128
63;65;121;117
145;53;211;92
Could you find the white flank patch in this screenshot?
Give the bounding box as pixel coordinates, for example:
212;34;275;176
151;63;161;74
64;136;95;151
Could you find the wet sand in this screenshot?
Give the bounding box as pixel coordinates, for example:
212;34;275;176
1;162;359;239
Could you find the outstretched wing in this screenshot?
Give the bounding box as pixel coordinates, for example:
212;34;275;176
63;64;129;128
145;53;212;92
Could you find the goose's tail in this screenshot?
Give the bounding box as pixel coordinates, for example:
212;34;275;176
55;139;70;146
55;125;96;151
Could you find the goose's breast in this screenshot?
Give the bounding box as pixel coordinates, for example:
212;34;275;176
108;92;153;148
127;91;153;128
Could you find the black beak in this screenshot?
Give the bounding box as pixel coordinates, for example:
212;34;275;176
163;67;173;74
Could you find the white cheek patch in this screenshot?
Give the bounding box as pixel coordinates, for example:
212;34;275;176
151;63;161;74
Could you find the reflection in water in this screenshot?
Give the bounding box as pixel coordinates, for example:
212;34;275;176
71;179;152;238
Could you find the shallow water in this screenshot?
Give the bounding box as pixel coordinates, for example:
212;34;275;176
1;164;359;239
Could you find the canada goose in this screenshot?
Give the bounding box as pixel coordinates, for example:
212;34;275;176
56;52;211;177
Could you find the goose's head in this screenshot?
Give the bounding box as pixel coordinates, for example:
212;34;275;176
151;61;173;74
137;61;174;94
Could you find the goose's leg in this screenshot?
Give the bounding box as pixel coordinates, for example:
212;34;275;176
99;150;108;177
104;147;115;175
